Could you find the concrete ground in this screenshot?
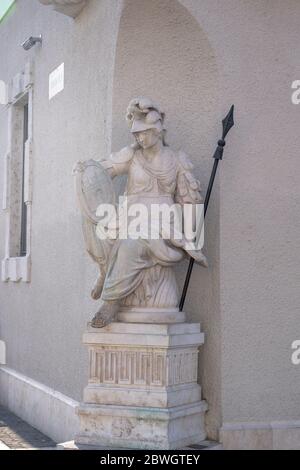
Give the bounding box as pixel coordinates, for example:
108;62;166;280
0;405;56;450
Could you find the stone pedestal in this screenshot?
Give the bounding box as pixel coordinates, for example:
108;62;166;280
76;312;207;449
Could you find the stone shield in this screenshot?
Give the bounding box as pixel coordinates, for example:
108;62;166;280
74;159;115;224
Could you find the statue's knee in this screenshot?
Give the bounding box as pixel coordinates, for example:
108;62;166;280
118;239;144;260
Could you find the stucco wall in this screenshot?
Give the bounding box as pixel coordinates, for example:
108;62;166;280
0;0;122;402
0;0;299;443
181;0;300;424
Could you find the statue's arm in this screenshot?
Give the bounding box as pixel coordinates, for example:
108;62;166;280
97;145;136;178
174;151;202;205
174;152;208;267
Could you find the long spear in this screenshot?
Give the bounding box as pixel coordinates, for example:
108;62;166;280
179;105;235;311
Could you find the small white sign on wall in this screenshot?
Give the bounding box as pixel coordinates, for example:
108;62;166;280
0;79;7;105
49;63;64;100
0;340;6;365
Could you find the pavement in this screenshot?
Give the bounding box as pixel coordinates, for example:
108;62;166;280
0;405;56;450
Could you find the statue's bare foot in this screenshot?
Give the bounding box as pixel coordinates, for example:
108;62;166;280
91;300;119;328
186;249;208;268
91;272;105;300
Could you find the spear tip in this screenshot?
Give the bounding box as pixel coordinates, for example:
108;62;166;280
222;104;235;139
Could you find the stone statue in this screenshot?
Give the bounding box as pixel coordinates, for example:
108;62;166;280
73;97;207;328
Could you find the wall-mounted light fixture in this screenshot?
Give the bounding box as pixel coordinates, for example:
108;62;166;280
21;35;42;51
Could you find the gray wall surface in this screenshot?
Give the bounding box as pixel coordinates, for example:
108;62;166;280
0;0;299;440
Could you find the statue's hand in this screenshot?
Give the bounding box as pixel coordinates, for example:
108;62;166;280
97;159;116;179
186;249;208;268
72;160;85;175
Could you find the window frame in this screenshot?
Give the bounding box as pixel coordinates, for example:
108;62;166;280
2;62;33;282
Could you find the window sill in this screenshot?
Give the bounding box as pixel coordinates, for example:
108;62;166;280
1;255;31;282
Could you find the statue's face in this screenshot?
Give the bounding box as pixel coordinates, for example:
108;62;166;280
134;129;160;149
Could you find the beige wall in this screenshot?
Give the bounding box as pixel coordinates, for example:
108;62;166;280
0;0;299;442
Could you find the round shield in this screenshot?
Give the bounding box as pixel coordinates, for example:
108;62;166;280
74;159;115;224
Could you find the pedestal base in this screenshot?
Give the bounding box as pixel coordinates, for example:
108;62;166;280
118;307;186;324
76;402;207;450
76;319;207;449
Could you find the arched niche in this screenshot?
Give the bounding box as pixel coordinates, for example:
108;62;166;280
111;0;221;438
111;0;218;156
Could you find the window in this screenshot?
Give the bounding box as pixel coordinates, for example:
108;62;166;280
20;102;28;257
8;95;29;259
2;62;33;282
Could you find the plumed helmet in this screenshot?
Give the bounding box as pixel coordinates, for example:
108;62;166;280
126;97;165;133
